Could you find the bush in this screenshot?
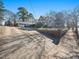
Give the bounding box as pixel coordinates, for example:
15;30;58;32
30;22;48;28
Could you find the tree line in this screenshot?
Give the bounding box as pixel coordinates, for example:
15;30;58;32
38;9;79;29
0;0;34;26
0;0;79;38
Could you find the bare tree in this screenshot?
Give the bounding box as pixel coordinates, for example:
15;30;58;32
55;12;65;28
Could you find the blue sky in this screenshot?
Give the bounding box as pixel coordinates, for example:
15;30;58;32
3;0;79;19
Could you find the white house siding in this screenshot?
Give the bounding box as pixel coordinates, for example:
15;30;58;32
0;20;5;26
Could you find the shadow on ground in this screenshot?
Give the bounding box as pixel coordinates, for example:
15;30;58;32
37;30;67;45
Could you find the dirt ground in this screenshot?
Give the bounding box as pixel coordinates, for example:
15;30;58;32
0;26;79;59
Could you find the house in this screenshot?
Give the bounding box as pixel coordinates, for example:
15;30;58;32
0;20;6;26
54;19;65;28
16;17;36;28
17;21;36;28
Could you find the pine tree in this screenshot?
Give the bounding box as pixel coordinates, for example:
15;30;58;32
17;7;28;22
0;0;4;21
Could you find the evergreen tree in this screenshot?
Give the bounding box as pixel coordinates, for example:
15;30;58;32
17;7;28;22
0;0;4;21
